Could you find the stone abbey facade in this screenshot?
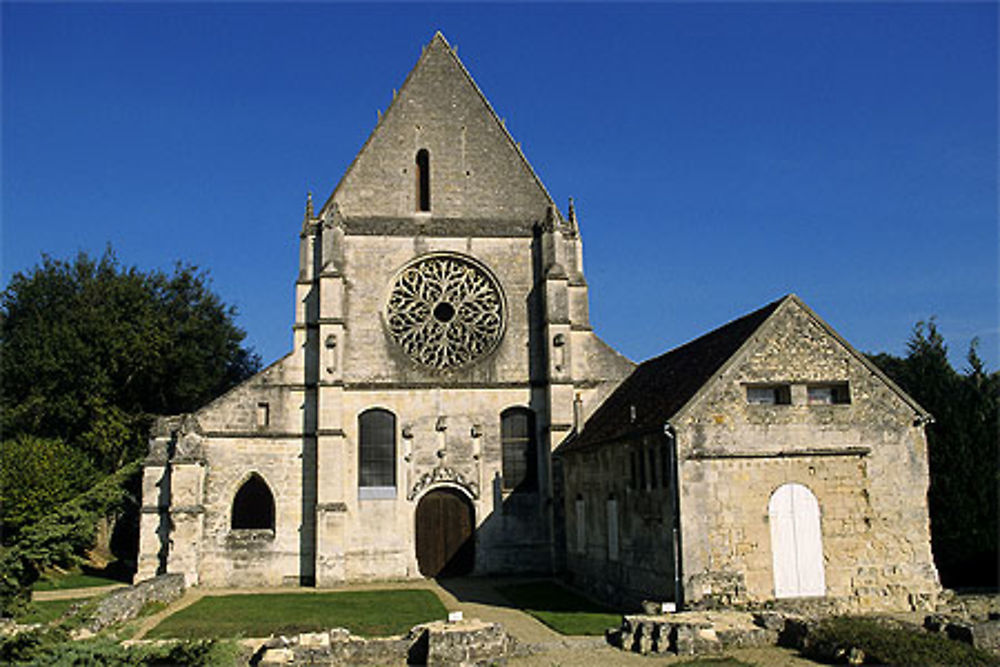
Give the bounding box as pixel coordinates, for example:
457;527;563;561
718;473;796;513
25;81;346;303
138;33;940;610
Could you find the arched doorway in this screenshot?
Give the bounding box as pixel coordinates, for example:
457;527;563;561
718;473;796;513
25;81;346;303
415;488;474;577
768;483;825;598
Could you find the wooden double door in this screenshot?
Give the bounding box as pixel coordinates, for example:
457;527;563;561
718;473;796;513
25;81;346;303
415;488;475;578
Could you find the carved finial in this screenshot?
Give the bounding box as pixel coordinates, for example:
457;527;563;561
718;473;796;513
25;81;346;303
305;191;314;220
541;205;556;233
568;197;576;224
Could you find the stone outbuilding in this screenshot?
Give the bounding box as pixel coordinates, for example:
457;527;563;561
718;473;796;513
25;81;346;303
137;33;940;612
557;295;940;611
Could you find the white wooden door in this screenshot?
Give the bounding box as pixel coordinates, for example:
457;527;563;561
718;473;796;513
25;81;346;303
769;483;825;598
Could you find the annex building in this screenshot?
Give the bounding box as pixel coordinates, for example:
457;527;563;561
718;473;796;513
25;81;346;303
138;33;940;611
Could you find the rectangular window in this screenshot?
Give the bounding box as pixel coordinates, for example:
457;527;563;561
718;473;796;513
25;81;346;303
501;409;537;491
638;446;646;491
807;383;850;405
746;384;791;405
575;498;586;554
256;402;270;428
359;409;396;489
648;446;658;489
629;450;638;490
607;498;619;561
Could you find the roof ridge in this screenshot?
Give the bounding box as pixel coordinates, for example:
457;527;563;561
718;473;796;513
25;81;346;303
637;294;790;369
433;34;561;220
560;295;788;454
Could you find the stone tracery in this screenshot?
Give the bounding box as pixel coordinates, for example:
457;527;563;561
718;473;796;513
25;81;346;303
386;253;505;369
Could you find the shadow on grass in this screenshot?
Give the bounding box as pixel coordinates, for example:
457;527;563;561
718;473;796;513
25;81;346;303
33;563;131;592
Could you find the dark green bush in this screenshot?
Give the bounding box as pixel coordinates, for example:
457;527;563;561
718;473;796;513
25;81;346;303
0;632;234;666
803;616;1000;666
0;462;139;617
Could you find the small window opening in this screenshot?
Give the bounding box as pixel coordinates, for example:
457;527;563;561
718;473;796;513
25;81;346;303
256;402;270;428
629;450;638;490
648;446;658;489
359;408;397;489
661;440;670;489
638;446;647;491
416;149;430;211
747;384;791;405
501;408;537;491
231;474;275;530
808;383;851;405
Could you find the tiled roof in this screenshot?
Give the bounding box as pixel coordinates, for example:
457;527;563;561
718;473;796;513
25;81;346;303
559;296;788;454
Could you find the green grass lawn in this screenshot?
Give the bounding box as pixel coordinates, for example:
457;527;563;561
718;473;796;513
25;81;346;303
16;597;89;624
34;571;126;591
147;589;448;639
497;581;621;636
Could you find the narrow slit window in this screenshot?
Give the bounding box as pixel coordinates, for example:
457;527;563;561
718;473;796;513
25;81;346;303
256;402;270;428
416;149;430;211
648;446;658;489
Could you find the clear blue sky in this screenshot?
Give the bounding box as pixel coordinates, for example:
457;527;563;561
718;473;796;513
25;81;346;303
4;3;997;371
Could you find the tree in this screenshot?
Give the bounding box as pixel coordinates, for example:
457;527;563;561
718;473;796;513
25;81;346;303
0;435;97;540
1;249;261;482
869;321;999;588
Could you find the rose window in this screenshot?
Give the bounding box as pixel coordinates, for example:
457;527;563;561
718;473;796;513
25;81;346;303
386;253;506;369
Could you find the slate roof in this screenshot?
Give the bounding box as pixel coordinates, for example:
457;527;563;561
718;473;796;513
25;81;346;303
559;296;787;454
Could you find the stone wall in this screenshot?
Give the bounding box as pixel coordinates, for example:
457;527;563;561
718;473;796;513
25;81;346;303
560;298;939;613
329;36;551;222
82;574;185;634
562;435;676;608
676;300;939;610
256;619;515;666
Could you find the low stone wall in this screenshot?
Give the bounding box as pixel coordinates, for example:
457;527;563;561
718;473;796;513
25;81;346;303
80;573;185;634
256;618;515;666
611;611;777;656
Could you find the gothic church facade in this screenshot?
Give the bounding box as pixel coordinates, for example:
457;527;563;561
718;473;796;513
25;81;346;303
138;33;939;610
137;33;633;587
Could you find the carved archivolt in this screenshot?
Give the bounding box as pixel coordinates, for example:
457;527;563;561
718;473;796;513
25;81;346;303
408;466;479;500
386;253;505;370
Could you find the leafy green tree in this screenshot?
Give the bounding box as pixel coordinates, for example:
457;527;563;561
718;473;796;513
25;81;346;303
0;435;97;540
869;321;999;588
1;249;261;473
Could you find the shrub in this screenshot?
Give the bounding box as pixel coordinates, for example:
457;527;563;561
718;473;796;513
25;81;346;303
0;631;237;667
803;616;1000;666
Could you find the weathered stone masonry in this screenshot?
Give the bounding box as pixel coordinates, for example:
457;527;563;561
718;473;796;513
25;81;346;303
138;33;938;613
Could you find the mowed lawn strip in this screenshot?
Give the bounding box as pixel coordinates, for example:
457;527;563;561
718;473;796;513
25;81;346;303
18;598;90;624
147;589;448;639
497;581;621;636
34;572;125;591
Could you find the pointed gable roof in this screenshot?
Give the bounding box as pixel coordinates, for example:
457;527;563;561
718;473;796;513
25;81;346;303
559;294;931;455
561;297;786;453
321;32;559;223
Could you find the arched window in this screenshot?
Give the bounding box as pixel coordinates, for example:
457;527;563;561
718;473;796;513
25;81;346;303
501;407;536;491
415;149;430;212
231;473;275;530
359;408;396;490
